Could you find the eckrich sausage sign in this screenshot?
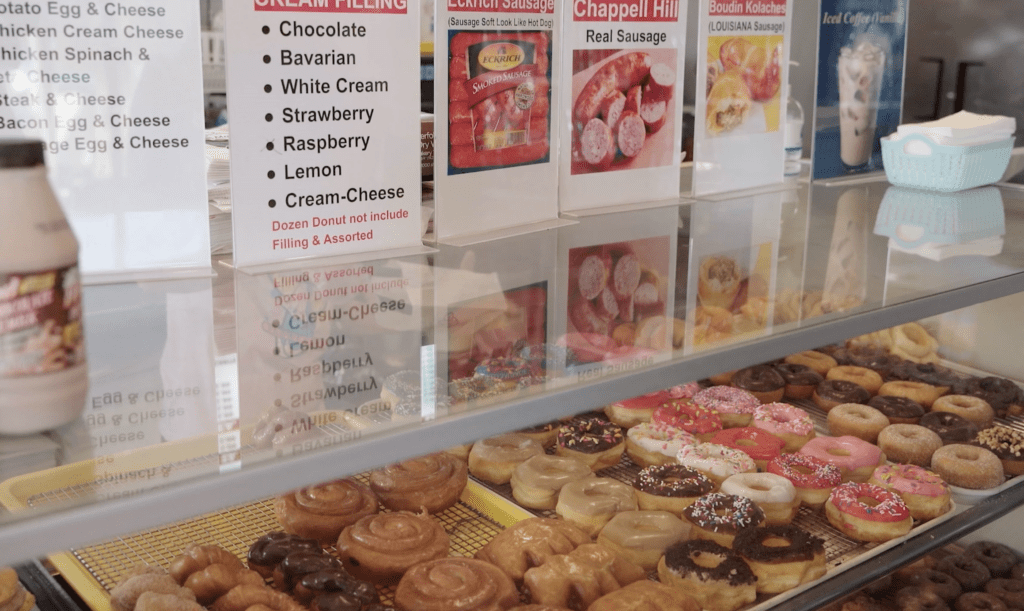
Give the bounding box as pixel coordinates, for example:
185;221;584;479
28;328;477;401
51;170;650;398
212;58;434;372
558;0;688;212
434;0;566;242
225;0;423;267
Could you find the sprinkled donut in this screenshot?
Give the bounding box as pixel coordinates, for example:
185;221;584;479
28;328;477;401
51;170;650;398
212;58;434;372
869;463;951;520
625;422;697;468
652;400;723;440
710;426;785;471
768;453;842;509
676;442;756;485
555;417;625;471
632;463;714;514
800;435;885;482
694;386;761;428
752;403;816;452
681;492;765;548
825;481;912;542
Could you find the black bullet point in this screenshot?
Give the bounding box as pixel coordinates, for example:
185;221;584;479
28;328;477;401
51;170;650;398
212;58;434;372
267;170;275;179
264;84;272;93
263;55;271;64
262;25;270;34
266;142;274;151
268;199;276;208
265;113;273;122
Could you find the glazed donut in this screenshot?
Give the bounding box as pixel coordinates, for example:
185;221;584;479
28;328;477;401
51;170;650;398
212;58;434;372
985;579;1024;609
394;557;519;611
893;323;939;360
274;479;379;545
633;464;715;514
896;587;951;611
272;551;344;593
870;396;926;425
931;444;1005;490
967;542;1020;578
800;435;886;482
751;403;816;452
475;517;591;583
625;421;697;468
933;396;995;430
828;366;884;395
920;412;978;445
869;464;951;520
785;350;838;377
720;472;800;525
516;421;560;448
902;569;963;602
825;481;912;542
733;525;827;594
880;381;944;409
709;426;785;471
596;510;690;570
768;453;842;508
693;386;761;428
210;585;306;611
676;442;756;486
956;593;1008;611
555;477;638;536
829;403;890;443
291;569;379;607
555;417;626;471
335;510;450;584
605;386;691;428
657;539;757;611
246;532;321;579
955;377;1024;418
510;454;594;510
681;492;766;548
814;380;872;412
651;400;723;441
588;580;700;611
731;365;786;404
877;424;944;467
469;434;544;484
939;555;993;591
774;364;824;401
369;452;468;513
134;592;204;611
522;543;646;610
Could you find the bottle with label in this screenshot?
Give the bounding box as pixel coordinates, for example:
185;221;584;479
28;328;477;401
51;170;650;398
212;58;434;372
0;139;88;435
784;81;804;179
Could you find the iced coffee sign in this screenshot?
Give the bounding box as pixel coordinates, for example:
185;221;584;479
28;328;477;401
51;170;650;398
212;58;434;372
811;0;907;180
692;0;792;196
225;0;423;266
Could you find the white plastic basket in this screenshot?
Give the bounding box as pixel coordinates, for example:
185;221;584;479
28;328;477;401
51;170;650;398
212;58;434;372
881;134;1013;192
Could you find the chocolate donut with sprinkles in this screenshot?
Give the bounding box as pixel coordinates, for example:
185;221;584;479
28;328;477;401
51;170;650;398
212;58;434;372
555;417;625;471
633;464;714;514
681;492;765;548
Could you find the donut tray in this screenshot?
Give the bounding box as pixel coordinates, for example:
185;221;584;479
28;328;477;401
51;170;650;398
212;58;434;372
6;477;532;611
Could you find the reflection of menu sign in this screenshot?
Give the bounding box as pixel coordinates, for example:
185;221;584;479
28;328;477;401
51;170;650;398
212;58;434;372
558;0;687;212
692;0;792;196
225;1;422;266
0;2;209;276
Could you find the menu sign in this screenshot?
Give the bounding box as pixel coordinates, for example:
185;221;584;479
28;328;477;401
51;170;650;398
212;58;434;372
558;0;687;212
0;0;209;278
811;0;907;180
433;0;563;241
692;0;792;196
226;0;423;267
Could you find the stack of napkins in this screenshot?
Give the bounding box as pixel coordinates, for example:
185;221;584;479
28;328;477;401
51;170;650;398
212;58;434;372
893;111;1015;147
205;125;232;255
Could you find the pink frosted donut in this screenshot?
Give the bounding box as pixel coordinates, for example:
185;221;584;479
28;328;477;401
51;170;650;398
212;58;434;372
825;482;912;542
868;464;951;520
652;400;722;440
799;435;885;483
752;403;816;452
678;381;703;399
694;386;761;427
767;453;841;508
604;385;697;427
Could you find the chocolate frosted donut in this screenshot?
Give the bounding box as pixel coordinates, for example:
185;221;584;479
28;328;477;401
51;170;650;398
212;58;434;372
966;542;1020;578
814;379;871;411
954;377;1024;417
985;579;1024;610
775;364;824;400
904;569;963;602
898;587;952;611
275;551;345;593
732;365;786;403
734;525;825;563
837;347;900;378
248;531;322;578
634;464;714;498
662;539;756;586
938;555;991;591
892;362;962;391
919;412;978;445
870;396;926;425
956;592;1008;611
974;428;1024;476
557;418;623;453
296;570;378;609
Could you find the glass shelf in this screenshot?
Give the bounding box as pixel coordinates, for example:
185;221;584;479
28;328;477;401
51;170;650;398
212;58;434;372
2;179;1024;568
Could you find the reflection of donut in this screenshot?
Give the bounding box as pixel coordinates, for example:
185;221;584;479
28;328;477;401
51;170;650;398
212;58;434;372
698;256;741;309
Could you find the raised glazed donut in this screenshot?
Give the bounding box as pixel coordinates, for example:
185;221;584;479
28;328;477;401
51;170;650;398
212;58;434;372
825;481;912;542
920;412;979;445
774;363;825;401
768;453;842;508
681;492;766;548
752;403;816;452
720;472;799;525
931;444;1004;490
597;510;690;570
651;400;723;441
633;464;714;514
828;366;884;395
676;442;756;485
469;434;544;484
877;424;943;467
625;421;697;468
814;380;871;412
733;525;827;593
394;557;519;611
657;539;757;611
829;403;890;443
555;417;625;471
555;477;638;536
516;421;560;448
869;396;926;425
368;452;468;513
510;454;594;510
869;464;951;520
731;365;786;403
693;386;761;428
800;435;885;482
933;396;995;430
785;350;837;377
879;381;944;409
709;427;785;471
335;510;450;584
274;479;379;545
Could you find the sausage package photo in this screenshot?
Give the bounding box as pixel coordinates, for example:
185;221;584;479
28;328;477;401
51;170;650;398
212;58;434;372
558;0;688;212
434;0;566;243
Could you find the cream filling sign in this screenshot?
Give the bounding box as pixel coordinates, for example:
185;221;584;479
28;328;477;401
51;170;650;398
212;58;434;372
225;0;422;265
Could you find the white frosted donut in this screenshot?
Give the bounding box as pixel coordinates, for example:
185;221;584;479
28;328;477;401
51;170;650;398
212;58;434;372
626;422;697;467
721;472;795;505
676;442;755;485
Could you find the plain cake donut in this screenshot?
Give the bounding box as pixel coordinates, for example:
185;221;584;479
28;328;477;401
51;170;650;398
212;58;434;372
829;403;890;443
877;424;943;467
931;444;1004;490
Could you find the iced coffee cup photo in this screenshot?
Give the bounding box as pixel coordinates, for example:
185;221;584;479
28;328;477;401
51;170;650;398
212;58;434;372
838;37;886;168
